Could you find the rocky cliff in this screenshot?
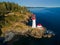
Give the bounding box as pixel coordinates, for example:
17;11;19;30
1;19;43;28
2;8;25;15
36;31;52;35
0;2;46;39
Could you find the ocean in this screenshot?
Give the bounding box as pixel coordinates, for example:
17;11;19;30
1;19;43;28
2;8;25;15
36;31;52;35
27;7;60;45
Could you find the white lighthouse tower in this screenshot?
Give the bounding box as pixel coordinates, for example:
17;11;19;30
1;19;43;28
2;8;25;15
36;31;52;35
32;14;36;28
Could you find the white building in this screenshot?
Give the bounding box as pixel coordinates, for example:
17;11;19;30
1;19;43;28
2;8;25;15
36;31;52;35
37;24;42;28
37;24;44;30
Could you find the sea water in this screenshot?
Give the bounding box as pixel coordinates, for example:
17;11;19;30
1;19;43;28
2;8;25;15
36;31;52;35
27;7;60;45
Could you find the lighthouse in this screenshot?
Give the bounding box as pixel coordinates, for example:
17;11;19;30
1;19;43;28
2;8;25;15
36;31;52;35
32;14;36;28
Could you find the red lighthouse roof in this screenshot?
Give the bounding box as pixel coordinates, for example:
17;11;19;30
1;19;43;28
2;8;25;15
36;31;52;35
32;14;36;20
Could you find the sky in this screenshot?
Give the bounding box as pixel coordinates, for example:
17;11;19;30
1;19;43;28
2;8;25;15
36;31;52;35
0;0;60;7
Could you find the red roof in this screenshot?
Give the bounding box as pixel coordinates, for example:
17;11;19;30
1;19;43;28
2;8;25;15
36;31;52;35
32;18;36;20
37;24;42;26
